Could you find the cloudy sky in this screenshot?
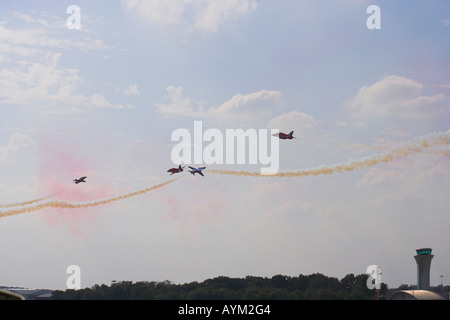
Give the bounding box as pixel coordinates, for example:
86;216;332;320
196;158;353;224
0;0;449;291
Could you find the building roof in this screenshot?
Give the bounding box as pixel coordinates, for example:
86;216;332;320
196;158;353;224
0;289;25;300
389;290;444;300
8;289;52;300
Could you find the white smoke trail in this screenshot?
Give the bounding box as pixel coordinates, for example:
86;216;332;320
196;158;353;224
210;131;450;178
0;177;181;220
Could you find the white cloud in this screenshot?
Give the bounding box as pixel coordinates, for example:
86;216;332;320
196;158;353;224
214;90;280;115
0;133;37;166
123;84;140;96
345;75;445;118
0;53;134;112
12;11;51;28
155;86;281;126
123;0;187;26
0;21;130;112
155;86;194;116
90;93;136;110
0;24;110;55
267;111;316;131
122;0;258;34
192;0;258;33
0;53;83;105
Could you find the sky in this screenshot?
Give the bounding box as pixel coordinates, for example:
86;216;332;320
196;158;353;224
0;0;449;291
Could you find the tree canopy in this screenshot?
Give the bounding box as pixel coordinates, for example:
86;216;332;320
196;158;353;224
51;273;387;300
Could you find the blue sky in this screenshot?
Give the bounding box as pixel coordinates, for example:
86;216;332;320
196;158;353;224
0;0;449;291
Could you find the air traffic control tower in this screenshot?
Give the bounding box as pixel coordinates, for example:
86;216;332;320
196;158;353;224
414;248;434;290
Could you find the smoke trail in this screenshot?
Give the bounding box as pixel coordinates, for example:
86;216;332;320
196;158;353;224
0;177;180;220
210;131;450;178
0;192;60;209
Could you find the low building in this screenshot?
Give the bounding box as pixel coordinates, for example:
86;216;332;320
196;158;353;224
389;290;444;300
8;289;52;300
0;289;25;300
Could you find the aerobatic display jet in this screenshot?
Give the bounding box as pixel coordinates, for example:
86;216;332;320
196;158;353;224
73;176;87;184
188;167;206;177
167;165;185;175
273;131;296;140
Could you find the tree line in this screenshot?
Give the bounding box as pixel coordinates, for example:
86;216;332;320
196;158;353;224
51;273;388;300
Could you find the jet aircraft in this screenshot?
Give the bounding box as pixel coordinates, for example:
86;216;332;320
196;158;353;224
73;176;87;184
167;165;185;175
188;167;206;177
273;131;296;140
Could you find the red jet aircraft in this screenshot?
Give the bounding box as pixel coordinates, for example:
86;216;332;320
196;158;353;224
273;131;296;140
167;165;185;175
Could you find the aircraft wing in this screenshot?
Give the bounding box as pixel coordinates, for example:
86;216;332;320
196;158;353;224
199;171;204;177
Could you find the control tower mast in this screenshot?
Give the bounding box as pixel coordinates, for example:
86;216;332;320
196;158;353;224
414;248;434;290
